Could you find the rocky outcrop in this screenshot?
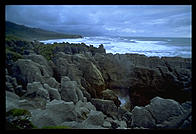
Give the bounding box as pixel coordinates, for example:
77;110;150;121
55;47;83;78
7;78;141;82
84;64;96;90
11;59;47;88
53;52;105;98
101;89;121;107
60;76;84;103
91;98;118;118
5;40;192;129
94;53;192;107
131;97;192;129
30;100;77;128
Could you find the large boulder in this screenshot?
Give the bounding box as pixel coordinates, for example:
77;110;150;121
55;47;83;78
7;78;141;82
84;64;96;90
131;97;192;129
75;100;96;121
22;82;50;109
12;59;48;88
24;54;53;76
44;77;60;89
60;76;84;103
101;89;121;107
145;97;184;124
131;106;156;128
24;82;49;100
43;83;61;100
91;98;118;118
82;110;105;127
30;100;77;128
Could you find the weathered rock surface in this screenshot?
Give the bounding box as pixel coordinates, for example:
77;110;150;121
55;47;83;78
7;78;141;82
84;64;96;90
101;89;121;107
43;83;61;100
6;91;20;112
82;110;106;127
60;76;84;103
94;53;192;107
30;100;77;128
5;40;192;129
91;98;118;118
131;97;192;129
12;59;47;87
53;52;105;98
24;54;53;76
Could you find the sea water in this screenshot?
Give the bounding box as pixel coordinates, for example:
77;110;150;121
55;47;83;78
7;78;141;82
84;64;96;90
40;36;192;58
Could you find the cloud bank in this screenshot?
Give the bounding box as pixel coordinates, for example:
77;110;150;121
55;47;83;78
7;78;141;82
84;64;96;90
6;5;192;37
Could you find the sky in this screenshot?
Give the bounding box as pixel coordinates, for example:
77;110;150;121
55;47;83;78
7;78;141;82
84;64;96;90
6;5;192;37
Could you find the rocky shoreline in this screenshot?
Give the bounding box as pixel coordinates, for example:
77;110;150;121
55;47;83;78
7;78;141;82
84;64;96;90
5;39;192;129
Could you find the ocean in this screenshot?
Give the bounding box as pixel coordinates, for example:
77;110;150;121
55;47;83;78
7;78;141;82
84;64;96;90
40;36;192;58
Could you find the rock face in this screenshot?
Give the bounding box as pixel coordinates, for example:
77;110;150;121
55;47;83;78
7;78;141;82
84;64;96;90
60;76;84;103
94;53;192;107
12;59;47;88
91;98;118;118
31;100;77;128
5;40;192;129
131;97;192;129
53;52;105;98
101;89;121;107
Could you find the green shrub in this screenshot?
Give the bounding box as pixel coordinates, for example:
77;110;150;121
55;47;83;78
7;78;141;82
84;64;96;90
6;108;37;129
6;48;23;61
6;108;31;117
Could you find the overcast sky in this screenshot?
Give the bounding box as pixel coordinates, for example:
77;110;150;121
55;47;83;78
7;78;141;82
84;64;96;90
6;5;192;37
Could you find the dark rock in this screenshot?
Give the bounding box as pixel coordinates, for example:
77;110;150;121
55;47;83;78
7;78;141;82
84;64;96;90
91;98;118;118
131;106;156;128
15;85;26;96
101;89;121;107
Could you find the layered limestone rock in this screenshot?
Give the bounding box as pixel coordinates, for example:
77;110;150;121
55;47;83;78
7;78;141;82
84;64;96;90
131;97;192;129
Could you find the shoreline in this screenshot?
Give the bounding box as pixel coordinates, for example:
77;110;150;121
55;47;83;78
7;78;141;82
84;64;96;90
5;39;192;129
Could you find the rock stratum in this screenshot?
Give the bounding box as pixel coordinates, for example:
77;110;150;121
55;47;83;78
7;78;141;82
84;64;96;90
5;39;192;129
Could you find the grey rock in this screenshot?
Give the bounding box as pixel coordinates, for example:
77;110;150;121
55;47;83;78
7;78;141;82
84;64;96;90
43;83;61;100
131;106;156;128
31;100;77;128
25;82;49;100
6;91;20;112
60;121;83;128
24;54;53;76
91;98;118;117
45;77;60;90
61;79;79;103
145;97;184;124
18;99;38;110
102;121;112;128
101;89;121;107
12;59;47;86
82;110;105;126
6;82;14;92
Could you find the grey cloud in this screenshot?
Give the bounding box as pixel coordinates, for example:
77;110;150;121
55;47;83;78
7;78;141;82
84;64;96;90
6;5;191;37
